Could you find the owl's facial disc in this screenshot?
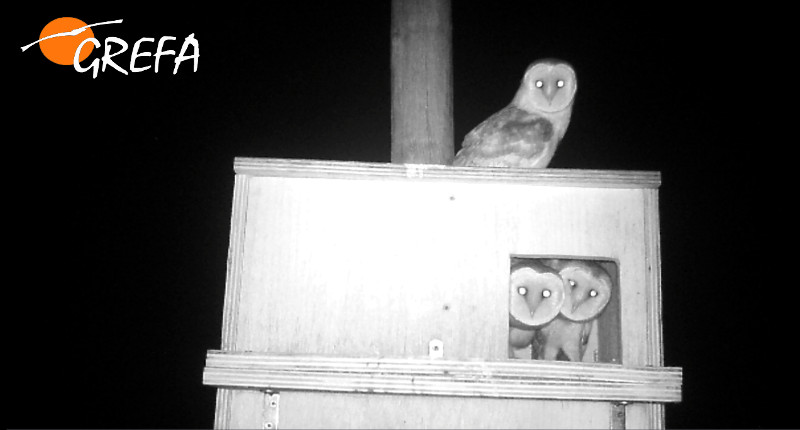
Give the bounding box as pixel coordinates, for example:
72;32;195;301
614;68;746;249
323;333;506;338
562;272;612;321
512;61;576;114
509;266;566;328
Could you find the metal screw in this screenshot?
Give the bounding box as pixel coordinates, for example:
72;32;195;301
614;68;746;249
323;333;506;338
429;339;444;358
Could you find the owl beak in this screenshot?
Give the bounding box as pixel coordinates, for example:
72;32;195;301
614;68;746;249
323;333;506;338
544;87;557;105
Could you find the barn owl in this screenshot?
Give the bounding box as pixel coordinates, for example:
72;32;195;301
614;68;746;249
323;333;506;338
453;59;577;168
508;259;566;358
532;260;612;362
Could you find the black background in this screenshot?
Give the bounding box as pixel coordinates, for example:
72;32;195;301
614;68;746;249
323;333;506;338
11;3;784;428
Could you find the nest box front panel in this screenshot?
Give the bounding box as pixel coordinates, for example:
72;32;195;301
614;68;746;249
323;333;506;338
228;174;657;367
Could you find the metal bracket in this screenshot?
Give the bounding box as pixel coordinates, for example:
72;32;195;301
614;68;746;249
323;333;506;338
611;401;628;429
263;391;280;429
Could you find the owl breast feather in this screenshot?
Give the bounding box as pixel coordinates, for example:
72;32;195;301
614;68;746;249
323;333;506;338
454;106;555;167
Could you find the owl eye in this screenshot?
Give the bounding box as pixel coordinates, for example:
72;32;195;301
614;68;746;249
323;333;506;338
517;286;528;296
535;80;544;88
568;279;576;288
556;79;565;88
542;289;551;298
589;289;598;298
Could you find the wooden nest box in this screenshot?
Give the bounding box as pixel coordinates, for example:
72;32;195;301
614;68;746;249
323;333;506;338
203;157;682;429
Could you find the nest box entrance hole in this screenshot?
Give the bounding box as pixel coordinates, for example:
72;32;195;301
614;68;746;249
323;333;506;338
509;256;621;364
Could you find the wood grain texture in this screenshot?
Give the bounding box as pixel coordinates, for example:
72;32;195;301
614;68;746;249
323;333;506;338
204;350;681;403
279;391;611;429
643;188;665;428
221;173;250;350
391;0;453;164
214;174;251;427
233;157;661;188
210;389;618;429
213;388;232;429
208;157;678;428
223;390;268;429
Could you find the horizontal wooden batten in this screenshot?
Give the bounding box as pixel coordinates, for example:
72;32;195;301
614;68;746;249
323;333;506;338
204;351;681;403
233;157;661;189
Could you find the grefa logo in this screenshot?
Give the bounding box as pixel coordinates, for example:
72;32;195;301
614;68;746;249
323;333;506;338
21;17;199;78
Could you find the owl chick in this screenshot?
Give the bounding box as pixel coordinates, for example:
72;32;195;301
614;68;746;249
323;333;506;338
508;259;566;358
532;259;612;362
453;59;577;168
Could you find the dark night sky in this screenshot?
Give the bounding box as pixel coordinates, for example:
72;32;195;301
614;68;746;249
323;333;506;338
11;3;784;429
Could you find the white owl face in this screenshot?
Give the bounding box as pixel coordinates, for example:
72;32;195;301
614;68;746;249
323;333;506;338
509;261;566;328
513;60;577;113
552;260;612;322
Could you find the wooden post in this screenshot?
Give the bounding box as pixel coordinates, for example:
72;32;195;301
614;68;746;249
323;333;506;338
391;0;453;165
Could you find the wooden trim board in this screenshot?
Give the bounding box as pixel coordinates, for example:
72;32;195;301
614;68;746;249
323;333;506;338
233;157;661;189
204;351;681;403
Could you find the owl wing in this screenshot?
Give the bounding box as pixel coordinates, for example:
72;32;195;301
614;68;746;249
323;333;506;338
453;106;555;168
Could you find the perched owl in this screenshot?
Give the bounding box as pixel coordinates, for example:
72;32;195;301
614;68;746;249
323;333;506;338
508;259;566;358
453;59;577;168
532;260;612;362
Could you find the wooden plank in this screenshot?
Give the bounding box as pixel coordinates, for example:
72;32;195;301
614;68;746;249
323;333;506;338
643;187;666;427
233;157;661;188
203;351;682;403
223;390;268;429
213;388;232;429
220;173;250;351
279;391;611;429
206;351;681;383
214;174;250;428
221;391;619;429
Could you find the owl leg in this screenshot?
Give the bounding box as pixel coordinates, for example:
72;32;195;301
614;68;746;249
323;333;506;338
531;327;562;360
531;330;544;360
536;342;561;361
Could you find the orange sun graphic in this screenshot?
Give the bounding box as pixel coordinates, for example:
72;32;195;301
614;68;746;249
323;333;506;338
39;17;95;65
